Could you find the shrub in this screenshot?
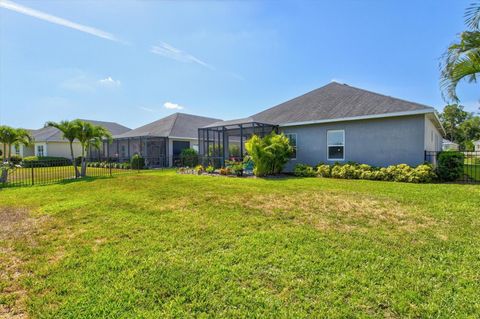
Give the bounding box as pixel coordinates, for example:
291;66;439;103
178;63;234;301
294;164;316;177
22;156;71;167
437;151;464;181
331;164;360;179
411;164;436;183
226;160;244;176
219;167;231;175
180;148;198;167
194;165;204;174
316;164;331;177
131;154;145;170
245;132;293;177
205;165;215;174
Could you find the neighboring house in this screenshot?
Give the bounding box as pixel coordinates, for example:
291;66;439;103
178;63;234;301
199;82;445;169
442;139;459;151
475;140;480;152
103;113;221;167
23;119;130;159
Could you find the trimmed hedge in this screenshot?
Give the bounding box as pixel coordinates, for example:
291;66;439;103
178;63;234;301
22;156;71;167
436;151;464;182
294;162;436;183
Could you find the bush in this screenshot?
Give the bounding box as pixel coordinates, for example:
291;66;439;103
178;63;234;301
22;156;71;167
194;165;204;174
226;160;244;176
294;164;316;177
245;132;293;177
331;164;361;179
205;165;215;174
6;155;22;165
437;151;464;181
131;154;145;170
219;167;231;176
180;148;198;167
316;164;332;177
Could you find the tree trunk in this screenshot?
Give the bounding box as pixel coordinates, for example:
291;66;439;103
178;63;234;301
81;146;87;177
2;143;6;162
70;142;79;178
0;168;8;183
7;143;11;162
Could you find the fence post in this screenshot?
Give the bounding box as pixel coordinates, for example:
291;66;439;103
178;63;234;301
109;161;112;177
31;164;34;186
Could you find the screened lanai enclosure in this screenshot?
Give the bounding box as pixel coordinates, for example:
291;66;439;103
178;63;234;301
198;119;278;167
88;136;168;168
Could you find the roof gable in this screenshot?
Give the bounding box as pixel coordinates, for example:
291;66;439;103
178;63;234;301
251;82;435;125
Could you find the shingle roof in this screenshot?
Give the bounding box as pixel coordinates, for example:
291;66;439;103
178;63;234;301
203;82;436;128
33;119;131;142
115;113;221;139
251;82;435;125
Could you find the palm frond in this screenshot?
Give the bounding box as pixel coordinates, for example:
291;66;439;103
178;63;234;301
465;2;480;30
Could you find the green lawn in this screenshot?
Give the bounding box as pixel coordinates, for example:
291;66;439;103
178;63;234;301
464;164;480;181
1;170;479;318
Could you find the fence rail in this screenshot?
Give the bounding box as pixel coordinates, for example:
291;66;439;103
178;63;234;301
425;151;480;184
0;159;141;188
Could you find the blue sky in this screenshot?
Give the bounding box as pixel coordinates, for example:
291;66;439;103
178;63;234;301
0;0;478;129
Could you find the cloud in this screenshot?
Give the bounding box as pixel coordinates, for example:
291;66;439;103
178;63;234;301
0;0;125;43
164;102;184;110
98;76;121;88
151;42;214;69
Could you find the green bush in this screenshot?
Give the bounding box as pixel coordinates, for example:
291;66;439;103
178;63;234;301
180;148;198;167
245;132;293;177
22;156;71;167
437;151;464;181
316;164;332;177
331;164;360;179
131;154;145;170
8;155;22;165
205;165;215;174
294;164;316;177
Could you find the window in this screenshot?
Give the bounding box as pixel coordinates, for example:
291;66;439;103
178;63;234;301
327;130;345;161
120;145;126;158
37;145;44;157
14;145;20;156
285;133;297;159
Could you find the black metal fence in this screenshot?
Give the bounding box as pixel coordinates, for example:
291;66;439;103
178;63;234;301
0;159;141;188
425;151;480;184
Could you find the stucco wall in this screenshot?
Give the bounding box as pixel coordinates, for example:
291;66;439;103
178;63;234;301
37;142;82;158
424;116;443;152
280;114;427;171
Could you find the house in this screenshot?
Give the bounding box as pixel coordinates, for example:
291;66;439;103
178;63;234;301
199;82;445;169
442;139;459;151
102;113;221;167
13;119;130;159
475;140;480;151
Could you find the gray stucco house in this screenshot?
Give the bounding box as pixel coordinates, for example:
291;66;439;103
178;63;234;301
199;82;445;169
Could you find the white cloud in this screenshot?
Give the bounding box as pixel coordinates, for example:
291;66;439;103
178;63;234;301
0;0;125;43
151;42;214;70
98;76;121;88
164;102;184;110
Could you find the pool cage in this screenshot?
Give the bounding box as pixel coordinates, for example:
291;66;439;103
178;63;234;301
198;121;278;168
87;136;169;168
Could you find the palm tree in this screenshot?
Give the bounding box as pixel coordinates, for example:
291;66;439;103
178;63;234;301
1;127;33;162
46;120;80;178
73;120;112;177
0;125;11;161
441;3;480;102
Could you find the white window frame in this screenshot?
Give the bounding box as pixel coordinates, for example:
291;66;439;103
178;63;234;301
284;133;297;160
327;129;345;161
37;145;45;157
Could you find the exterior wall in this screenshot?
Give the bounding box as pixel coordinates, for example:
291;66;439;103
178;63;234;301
0;143;34;158
36;141;82;158
280;115;427;171
168;138;197;158
475;141;480;151
424;115;443;152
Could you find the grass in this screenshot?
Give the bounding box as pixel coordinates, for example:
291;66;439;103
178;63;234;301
1;170;479;318
464;164;480;181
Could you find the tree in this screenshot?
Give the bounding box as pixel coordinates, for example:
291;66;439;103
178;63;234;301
74;120;112;177
245;132;293;177
46;120;80;177
0;125;11;161
0;126;33;183
440;2;480;103
439;104;471;143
